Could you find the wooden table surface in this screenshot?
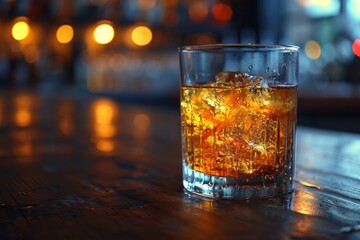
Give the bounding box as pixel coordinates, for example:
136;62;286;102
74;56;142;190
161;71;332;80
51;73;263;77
0;91;360;239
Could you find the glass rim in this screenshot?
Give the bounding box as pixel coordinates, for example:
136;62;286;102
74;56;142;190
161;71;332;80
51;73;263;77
178;43;300;52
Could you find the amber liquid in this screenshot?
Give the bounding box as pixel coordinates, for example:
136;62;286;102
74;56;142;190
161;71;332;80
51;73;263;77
180;84;297;178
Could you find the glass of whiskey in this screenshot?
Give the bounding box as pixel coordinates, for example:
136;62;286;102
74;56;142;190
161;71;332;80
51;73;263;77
179;44;299;199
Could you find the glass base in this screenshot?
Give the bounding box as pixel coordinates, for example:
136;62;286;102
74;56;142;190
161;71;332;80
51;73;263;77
183;162;293;199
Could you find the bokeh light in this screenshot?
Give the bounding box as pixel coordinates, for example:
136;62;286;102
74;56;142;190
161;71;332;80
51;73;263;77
305;40;322;59
352;39;360;57
212;2;233;22
131;26;153;46
56;25;74;44
188;1;208;23
93;23;115;45
12;19;30;41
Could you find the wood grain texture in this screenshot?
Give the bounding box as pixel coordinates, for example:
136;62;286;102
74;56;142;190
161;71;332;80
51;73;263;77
0;91;360;239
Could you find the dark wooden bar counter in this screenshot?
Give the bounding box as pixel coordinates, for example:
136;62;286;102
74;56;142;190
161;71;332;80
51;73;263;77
1;90;360;239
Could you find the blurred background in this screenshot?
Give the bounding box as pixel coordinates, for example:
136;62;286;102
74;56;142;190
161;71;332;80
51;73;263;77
0;0;359;132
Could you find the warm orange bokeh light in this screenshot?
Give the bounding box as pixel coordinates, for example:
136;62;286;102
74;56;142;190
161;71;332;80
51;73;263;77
188;1;208;23
56;25;74;44
212;3;233;22
352;39;360;57
93;23;115;45
131;26;153;46
305;40;321;59
12;19;30;41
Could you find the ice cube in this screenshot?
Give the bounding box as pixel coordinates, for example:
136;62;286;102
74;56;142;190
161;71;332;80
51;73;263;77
215;71;233;84
250;76;268;89
250;76;270;95
215;71;251;87
247;76;273;110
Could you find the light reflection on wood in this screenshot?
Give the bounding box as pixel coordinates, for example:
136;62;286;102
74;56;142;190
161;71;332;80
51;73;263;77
14;94;33;127
96;139;115;152
92;98;118;153
292;188;318;216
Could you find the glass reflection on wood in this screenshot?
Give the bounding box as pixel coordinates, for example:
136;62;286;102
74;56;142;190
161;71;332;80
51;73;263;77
92;98;118;153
